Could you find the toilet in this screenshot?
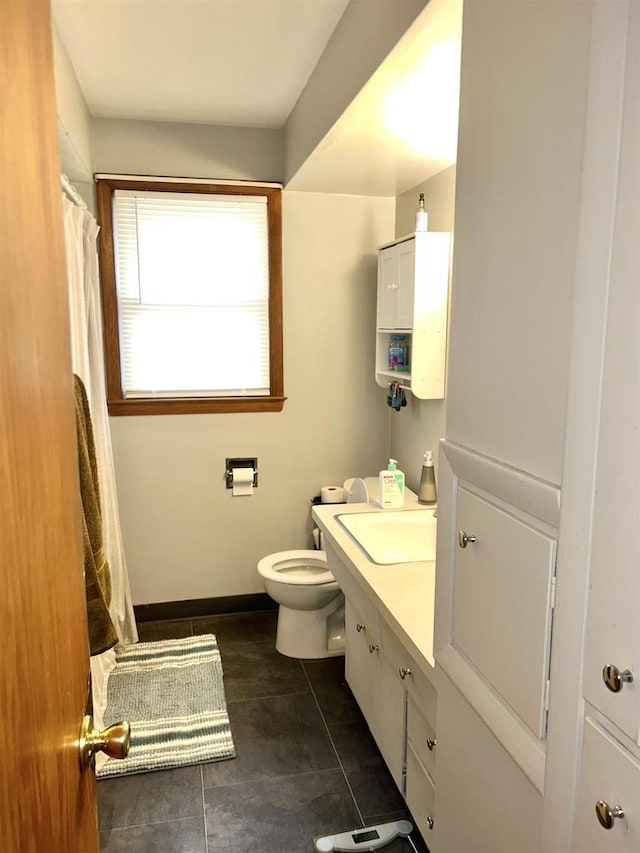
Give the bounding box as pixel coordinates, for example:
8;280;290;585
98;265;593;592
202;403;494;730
257;550;345;659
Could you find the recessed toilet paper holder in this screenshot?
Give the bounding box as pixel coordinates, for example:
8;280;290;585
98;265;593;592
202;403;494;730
225;457;258;489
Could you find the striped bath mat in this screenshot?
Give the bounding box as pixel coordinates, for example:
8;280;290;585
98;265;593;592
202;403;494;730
97;634;235;777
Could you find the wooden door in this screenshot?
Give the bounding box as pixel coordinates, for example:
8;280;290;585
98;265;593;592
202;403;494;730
0;1;99;851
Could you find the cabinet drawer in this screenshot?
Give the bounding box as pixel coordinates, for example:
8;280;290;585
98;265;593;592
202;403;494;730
382;621;437;730
407;694;437;781
453;487;556;738
405;744;435;841
345;584;382;647
573;718;640;853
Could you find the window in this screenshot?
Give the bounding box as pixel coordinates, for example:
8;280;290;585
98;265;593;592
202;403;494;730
96;178;284;415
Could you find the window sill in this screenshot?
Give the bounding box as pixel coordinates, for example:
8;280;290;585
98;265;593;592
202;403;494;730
107;396;287;416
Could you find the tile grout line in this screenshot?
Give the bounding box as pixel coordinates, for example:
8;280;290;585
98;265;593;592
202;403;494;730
200;763;210;853
300;662;365;829
226;688;312;707
202;765;363;794
101;814;204;833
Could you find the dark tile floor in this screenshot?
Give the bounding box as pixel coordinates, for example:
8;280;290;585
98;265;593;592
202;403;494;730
98;611;428;853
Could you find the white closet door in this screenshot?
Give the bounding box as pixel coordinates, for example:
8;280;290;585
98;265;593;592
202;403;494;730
582;1;640;743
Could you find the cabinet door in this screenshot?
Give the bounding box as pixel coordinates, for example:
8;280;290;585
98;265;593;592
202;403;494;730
452;487;556;738
395;239;415;329
345;599;405;788
405;745;435;841
377;246;398;329
573;718;640;853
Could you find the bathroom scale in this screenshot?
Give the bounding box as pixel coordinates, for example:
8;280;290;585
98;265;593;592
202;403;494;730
314;819;414;852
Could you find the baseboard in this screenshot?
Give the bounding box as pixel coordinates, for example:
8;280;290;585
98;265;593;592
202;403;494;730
134;593;276;623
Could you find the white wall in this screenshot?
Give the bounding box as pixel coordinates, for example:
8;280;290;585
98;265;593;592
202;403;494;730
109;190;394;604
51;22;92;180
445;0;592;485
92;117;283;183
284;0;427;184
390;165;456;492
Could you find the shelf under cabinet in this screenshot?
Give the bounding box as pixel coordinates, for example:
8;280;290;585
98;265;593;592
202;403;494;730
378;369;412;383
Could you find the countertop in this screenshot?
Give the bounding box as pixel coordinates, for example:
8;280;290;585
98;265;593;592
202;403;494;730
312;490;437;675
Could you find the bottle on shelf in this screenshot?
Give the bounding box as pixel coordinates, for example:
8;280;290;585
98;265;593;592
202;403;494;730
388;335;409;372
415;193;428;232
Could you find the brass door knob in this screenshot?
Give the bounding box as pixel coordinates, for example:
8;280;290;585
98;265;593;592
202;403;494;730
595;800;624;830
602;664;634;693
79;715;131;771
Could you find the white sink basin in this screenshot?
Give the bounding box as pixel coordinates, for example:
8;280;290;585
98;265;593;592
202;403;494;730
337;509;437;565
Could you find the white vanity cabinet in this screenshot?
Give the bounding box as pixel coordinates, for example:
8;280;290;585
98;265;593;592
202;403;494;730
344;596;405;788
375;232;450;400
311;513;439;847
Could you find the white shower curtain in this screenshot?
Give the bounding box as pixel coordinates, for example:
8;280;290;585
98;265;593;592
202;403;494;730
61;180;138;735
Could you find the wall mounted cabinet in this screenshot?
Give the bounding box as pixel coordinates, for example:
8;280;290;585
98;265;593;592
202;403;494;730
375;232;450;400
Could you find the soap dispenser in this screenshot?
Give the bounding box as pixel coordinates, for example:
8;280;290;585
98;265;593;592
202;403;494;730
379;459;405;509
418;451;437;504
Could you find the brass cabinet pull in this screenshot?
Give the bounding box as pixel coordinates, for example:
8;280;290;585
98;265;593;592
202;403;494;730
426;817;434;830
426;738;437;751
602;663;633;693
458;530;477;549
398;666;412;680
595;800;624;830
356;624;365;632
368;643;379;653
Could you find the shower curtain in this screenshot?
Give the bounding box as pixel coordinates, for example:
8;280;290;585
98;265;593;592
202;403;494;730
61;178;138;736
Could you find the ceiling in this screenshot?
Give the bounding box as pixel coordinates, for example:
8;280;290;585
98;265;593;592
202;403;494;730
52;0;350;127
52;0;462;196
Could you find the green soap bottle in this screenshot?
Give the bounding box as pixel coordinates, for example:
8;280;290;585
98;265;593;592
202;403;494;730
379;458;405;509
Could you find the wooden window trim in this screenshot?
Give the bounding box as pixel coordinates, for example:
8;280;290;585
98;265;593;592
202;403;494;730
95;177;285;415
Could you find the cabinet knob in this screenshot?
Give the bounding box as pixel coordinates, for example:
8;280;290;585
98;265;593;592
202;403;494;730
595;800;624;830
388;282;399;290
368;643;379;654
458;530;477;549
356;623;365;633
426;816;434;830
398;666;412;680
602;664;633;693
426;738;437;751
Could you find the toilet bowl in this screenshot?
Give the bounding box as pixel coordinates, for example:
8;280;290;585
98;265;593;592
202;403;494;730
257;550;344;659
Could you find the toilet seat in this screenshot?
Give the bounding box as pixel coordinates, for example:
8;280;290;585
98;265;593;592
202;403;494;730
257;550;335;586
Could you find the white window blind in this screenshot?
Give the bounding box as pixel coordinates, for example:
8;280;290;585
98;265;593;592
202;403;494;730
113;189;271;398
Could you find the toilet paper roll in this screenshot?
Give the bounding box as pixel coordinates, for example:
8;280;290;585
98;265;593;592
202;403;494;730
321;485;345;504
231;467;254;496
